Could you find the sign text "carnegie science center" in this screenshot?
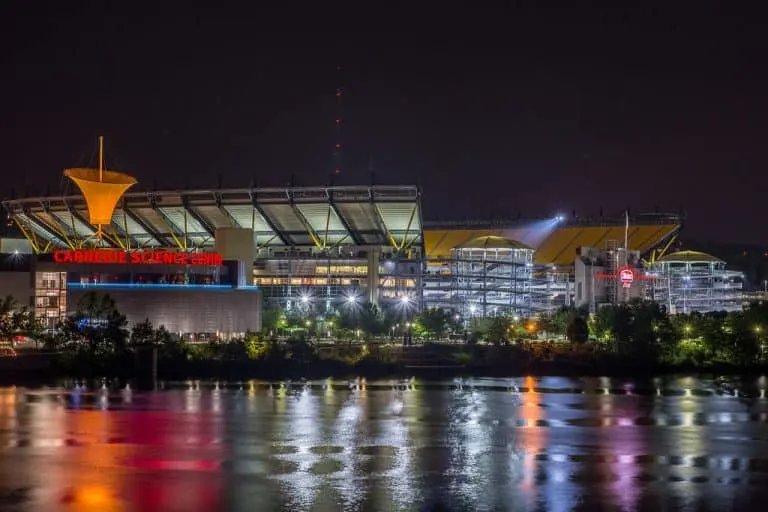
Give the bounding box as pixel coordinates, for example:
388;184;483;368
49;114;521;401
53;249;223;266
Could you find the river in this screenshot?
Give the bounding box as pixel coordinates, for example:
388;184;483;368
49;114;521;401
1;376;767;511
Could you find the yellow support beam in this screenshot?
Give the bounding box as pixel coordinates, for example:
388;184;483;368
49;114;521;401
100;230;126;250
373;203;400;250
123;211;131;250
323;205;332;248
291;205;323;249
258;234;279;248
642;234;678;267
38;214;76;250
399;204;418;250
154;211;185;250
12;217;40;253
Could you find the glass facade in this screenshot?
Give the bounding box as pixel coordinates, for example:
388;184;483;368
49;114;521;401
34;271;67;329
253;256;420;312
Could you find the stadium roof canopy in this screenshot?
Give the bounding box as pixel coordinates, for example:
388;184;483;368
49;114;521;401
1;185;423;253
657;250;722;264
455;236;533;251
424;214;682;266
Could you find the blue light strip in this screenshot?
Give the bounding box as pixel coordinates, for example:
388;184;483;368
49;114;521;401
66;283;234;290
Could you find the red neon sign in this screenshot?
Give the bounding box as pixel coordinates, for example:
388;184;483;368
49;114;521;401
618;266;635;288
53;249;223;266
594;266;654;286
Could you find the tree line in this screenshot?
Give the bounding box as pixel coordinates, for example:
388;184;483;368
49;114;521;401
4;291;767;370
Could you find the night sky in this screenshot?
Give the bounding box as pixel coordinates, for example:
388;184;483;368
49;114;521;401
1;3;766;244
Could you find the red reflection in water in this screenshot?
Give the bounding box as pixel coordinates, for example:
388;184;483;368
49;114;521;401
52;407;224;511
127;458;219;471
128;476;222;511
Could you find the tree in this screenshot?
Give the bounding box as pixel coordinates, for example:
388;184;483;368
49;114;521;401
334;302;389;340
586;300;675;361
469;317;493;343
130;319;156;345
0;295;44;347
415;308;450;340
566;316;589;343
0;295;18;339
589;306;616;343
261;305;282;334
486;317;510;345
63;292;128;354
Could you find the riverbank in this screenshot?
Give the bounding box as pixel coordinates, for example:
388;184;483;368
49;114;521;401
5;342;766;382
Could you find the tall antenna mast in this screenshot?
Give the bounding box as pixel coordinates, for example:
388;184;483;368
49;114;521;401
624;209;629;250
98;135;104;182
334;64;343;178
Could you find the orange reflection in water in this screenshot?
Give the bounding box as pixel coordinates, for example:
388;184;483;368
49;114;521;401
59;409;128;511
41;394;224;512
518;376;547;493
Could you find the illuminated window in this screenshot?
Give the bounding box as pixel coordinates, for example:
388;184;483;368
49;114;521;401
34;272;67;328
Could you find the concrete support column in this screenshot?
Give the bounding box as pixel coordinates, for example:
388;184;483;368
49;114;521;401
214;227;255;287
367;247;380;306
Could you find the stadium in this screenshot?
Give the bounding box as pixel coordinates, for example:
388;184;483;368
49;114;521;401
0;149;743;326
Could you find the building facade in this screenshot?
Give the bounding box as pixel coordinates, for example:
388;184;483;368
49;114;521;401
645;250;744;314
32;249;260;339
4;179;695;318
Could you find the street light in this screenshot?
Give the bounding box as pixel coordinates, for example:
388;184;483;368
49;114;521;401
400;296;410;305
346;294;358;304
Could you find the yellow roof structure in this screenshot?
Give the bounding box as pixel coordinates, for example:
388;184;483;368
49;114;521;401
424;223;680;266
657;250;722;263
64;168;137;226
455;235;532;250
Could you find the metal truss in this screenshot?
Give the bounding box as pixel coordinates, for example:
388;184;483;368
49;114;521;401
2;185;424;254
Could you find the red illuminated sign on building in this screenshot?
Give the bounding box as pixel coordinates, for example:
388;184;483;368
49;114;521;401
53;249;223;266
618;266;635;288
594;266;654;287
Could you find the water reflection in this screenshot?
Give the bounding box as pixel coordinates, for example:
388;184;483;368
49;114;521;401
2;376;768;510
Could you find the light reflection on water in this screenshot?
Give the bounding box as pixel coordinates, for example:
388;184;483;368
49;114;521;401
1;376;768;511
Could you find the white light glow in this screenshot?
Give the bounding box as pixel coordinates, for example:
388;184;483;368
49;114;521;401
400;296;410;304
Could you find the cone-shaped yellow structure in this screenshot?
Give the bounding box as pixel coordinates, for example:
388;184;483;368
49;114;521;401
64;168;137;225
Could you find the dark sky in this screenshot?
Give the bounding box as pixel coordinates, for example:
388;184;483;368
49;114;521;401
1;2;766;244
